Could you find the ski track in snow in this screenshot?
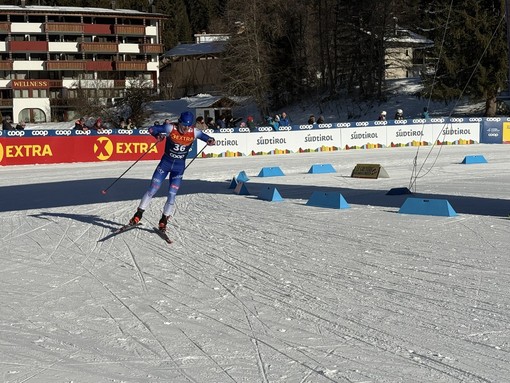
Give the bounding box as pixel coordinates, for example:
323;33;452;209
1;145;510;382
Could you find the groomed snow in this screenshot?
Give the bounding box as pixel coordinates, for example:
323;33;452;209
1;143;509;383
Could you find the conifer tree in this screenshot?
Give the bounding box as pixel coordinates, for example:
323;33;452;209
422;0;508;116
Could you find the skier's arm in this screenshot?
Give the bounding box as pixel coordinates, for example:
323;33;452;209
148;123;173;140
196;129;215;145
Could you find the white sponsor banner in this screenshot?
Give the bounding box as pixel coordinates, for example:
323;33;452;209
202;133;248;157
386;124;433;146
340;126;386;149
199;122;480;157
431;122;480;144
245;130;292;155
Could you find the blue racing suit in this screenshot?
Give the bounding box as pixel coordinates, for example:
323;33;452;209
137;123;213;217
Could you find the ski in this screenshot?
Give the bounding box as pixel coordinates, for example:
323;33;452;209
153;227;173;244
98;222;142;242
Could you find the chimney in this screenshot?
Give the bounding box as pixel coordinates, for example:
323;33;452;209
20;0;26;7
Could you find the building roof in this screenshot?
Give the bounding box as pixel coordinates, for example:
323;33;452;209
0;5;166;18
163;41;227;58
386;29;433;46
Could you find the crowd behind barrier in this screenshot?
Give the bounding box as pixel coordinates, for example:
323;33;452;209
1;117;509;166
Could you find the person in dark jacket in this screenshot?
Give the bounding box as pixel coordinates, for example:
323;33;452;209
2;117;13;130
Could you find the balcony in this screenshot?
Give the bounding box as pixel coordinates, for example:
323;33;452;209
0;60;13;70
0;22;10;33
46;60;86;71
85;61;114;71
80;42;118;53
115;61;147;71
114;25;146;36
140;44;164;54
48;80;63;88
9;41;49;52
84;24;113;35
44;23;84;33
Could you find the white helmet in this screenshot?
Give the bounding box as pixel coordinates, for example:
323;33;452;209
397;109;403;114
381;111;387;115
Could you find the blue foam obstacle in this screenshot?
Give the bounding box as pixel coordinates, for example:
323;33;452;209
399;197;457;217
258;186;284;202
258;166;285;177
228;176;237;189
461;155;487;164
234;181;250;195
386;187;412;195
305;191;350;209
308;164;337;174
237;171;250;182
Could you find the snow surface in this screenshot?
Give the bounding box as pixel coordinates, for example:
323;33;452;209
1;142;510;383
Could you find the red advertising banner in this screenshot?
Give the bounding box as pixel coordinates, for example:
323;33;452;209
0;133;162;166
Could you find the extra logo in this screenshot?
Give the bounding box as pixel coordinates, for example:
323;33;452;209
94;136;114;161
0;143;4;163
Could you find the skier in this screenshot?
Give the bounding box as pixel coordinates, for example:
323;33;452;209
128;111;215;232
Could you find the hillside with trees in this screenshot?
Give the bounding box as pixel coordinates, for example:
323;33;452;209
5;0;509;116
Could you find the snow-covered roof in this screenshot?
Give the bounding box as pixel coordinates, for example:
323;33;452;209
0;5;165;17
386;29;433;45
163;41;227;58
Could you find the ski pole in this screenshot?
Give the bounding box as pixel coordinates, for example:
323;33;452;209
184;143;208;171
101;139;160;195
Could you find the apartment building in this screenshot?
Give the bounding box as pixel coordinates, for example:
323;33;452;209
0;4;166;123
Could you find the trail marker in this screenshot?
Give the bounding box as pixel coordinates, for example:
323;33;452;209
399;197;457;217
306;191;350;209
461;155;487;164
259;186;284;202
308;164;336;174
258;166;285;177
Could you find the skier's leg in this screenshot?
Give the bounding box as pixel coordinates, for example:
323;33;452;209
162;173;183;217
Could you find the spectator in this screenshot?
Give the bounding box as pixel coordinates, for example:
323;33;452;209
394;109;404;120
308;115;316;124
206;117;215;130
195;116;207;130
421;107;430;119
73;117;88;131
15;120;26;130
378;111;387;121
92;117;103;130
126;117;135;129
2;117;13;130
317;115;325;124
153;120;160;126
279;112;290;126
215;114;226;130
271;114;280;131
246;116;256;132
118;118;127;129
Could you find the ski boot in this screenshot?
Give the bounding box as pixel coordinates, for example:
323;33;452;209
129;208;144;226
158;214;169;232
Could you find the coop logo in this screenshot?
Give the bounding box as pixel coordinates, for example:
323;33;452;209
31;130;49;136
94;136;114;161
7;130;25;137
55;130;72;136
